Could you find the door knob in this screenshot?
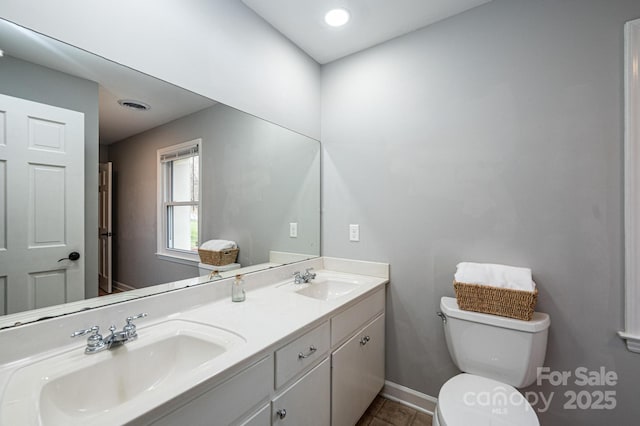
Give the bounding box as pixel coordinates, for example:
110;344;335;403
58;251;81;262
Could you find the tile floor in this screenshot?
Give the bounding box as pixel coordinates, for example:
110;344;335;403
357;396;433;426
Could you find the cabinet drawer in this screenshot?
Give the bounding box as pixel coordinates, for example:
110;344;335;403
151;355;273;426
331;288;384;347
275;321;330;388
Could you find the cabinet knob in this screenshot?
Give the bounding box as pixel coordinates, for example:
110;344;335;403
360;335;371;346
276;408;287;419
298;345;317;359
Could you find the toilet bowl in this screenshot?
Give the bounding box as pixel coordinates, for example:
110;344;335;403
435;297;550;426
433;374;538;426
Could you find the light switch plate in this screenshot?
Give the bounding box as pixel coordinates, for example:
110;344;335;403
289;222;298;238
349;224;360;242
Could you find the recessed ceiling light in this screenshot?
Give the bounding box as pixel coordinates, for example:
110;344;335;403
325;8;350;27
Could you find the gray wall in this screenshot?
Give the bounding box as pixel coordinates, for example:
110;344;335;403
321;0;640;424
199;105;320;267
99;145;109;163
0;55;99;299
108;103;320;288
0;0;321;140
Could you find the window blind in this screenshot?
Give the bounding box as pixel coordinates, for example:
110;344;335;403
159;145;199;163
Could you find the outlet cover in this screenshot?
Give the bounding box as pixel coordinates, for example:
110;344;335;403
349;224;360;242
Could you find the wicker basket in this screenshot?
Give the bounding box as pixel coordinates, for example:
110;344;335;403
198;248;239;266
453;280;538;321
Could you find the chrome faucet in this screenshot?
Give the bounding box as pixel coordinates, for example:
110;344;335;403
293;268;316;284
71;313;148;354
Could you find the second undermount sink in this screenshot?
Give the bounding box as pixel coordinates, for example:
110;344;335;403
1;319;245;426
279;271;377;301
295;279;361;301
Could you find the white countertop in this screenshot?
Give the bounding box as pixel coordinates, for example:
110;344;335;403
0;257;389;426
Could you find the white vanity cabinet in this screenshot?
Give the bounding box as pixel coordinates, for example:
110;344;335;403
148;285;386;426
268;287;386;426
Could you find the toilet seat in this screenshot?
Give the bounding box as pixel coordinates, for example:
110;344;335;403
436;374;539;426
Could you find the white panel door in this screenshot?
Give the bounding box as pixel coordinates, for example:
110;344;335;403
98;162;112;294
0;93;85;315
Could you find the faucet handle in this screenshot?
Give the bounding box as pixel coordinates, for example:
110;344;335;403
305;267;316;280
126;312;148;324
71;326;106;353
124;313;148;339
70;325;100;338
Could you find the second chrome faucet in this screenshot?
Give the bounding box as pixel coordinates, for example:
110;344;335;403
293;268;316;284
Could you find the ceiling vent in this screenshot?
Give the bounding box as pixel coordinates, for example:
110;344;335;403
117;99;151;111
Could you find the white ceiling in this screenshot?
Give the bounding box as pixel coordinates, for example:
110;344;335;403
241;0;493;64
0;19;216;144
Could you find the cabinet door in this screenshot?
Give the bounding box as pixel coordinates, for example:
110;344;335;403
272;358;330;426
239;404;270;426
150;356;273;426
331;314;385;426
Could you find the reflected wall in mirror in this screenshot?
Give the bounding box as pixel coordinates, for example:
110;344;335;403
0;19;320;328
109;102;320;289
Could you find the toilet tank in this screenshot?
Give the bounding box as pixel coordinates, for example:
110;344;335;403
440;297;550;388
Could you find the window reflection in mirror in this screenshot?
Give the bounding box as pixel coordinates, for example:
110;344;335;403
159;139;202;256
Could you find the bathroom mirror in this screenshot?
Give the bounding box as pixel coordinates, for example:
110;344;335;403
0;19;320;328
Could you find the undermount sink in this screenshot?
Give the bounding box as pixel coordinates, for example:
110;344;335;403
295;279;361;301
279;271;377;301
1;319;245;425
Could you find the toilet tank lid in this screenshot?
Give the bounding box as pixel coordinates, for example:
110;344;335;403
440;297;550;333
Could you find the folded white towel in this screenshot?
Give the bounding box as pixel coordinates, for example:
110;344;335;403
200;239;237;251
454;262;535;292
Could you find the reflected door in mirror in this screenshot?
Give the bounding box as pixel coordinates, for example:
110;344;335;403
0;94;85;314
99;162;113;294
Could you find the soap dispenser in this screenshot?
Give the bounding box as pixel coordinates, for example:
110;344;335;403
232;274;246;302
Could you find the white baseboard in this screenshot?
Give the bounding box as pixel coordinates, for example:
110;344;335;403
381;381;438;416
112;280;135;292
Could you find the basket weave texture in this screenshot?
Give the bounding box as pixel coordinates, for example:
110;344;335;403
198;248;239;266
453;280;538;321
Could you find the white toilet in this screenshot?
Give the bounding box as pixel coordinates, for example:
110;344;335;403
434;297;550;426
